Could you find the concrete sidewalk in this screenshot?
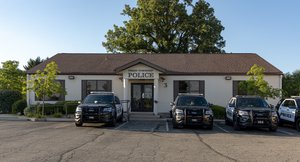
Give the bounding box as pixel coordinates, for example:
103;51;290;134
0;114;74;122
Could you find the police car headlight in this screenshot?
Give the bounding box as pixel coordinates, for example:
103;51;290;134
76;107;82;114
175;109;184;115
271;111;277;117
103;107;112;112
205;109;213;116
238;110;249;116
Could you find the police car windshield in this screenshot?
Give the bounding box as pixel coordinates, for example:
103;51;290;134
83;95;114;104
237;98;269;108
176;96;208;106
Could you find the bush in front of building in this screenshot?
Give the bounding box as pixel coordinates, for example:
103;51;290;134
211;105;225;119
24;101;79;117
12;99;27;115
63;101;79;115
0;90;22;113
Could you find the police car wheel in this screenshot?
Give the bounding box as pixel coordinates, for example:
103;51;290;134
233;117;240;131
109;115;117;127
296;119;300;132
225;116;231;125
75;122;83;127
269;126;277;132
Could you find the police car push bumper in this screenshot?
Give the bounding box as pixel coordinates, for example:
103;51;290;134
236;110;278;128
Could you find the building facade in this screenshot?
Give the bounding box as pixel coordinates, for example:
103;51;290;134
27;53;282;115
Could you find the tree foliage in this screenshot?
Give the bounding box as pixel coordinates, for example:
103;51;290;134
282;70;300;98
28;61;66;115
0;61;26;93
23;57;45;71
239;64;281;99
102;0;225;53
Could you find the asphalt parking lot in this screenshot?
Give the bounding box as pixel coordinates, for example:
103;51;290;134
1;119;300;162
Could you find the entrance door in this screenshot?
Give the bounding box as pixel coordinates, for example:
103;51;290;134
131;83;153;112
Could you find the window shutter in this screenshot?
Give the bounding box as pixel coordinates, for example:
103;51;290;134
82;80;87;100
174;81;179;101
199;81;205;97
107;80;112;91
59;80;65;101
233;81;238;97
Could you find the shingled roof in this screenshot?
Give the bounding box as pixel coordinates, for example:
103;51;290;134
27;53;282;75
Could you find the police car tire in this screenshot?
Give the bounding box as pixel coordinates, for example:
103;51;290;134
269;126;277;132
233;117;240;131
75;122;83;127
296;119;300;132
225;116;230;125
117;111;123;122
109;115;117;127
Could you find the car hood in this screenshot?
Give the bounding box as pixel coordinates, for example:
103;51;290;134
238;107;271;112
175;106;210;110
78;104;112;108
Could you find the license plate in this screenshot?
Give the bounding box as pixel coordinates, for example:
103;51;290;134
192;119;198;122
88;116;94;119
257;120;264;124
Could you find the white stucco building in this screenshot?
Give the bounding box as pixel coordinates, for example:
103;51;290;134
27;53;282;115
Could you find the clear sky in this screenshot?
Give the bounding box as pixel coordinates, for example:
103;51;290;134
0;0;299;73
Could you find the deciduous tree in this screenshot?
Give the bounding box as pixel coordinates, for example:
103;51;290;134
28;61;66;116
103;0;225;53
0;61;25;93
239;64;281;99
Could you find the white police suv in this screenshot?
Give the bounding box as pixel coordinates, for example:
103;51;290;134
277;96;300;131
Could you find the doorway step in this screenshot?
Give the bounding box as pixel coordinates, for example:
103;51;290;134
129;112;161;121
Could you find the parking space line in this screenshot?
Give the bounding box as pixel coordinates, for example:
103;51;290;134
166;121;169;132
214;123;230;133
114;121;128;130
277;130;294;136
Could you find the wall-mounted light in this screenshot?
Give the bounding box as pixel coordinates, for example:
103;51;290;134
68;75;75;80
163;83;168;87
225;76;232;80
160;77;165;82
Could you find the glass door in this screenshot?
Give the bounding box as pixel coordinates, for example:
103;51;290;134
131;83;153;112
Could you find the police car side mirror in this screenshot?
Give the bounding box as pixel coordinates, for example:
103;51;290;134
208;103;213;107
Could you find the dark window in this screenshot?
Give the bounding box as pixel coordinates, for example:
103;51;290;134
233;81;248;97
35;80;65;101
283;100;297;109
174;80;205;100
82;80;112;100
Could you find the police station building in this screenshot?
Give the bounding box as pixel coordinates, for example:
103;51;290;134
27;53;282;115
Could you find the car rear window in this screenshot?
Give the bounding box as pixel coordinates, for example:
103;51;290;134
176;96;208;106
237;98;269;108
83;95;114;104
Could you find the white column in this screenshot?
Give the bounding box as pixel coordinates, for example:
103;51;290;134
154;78;159;115
123;78;129;112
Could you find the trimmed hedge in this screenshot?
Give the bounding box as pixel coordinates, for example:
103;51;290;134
12;99;27;114
26;101;79;117
211;105;225;119
0;90;22;113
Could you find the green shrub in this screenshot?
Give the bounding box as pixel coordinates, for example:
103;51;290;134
0;90;22;113
12;99;27;114
52;112;62;118
211;105;225;119
64;101;79;115
24;106;34;116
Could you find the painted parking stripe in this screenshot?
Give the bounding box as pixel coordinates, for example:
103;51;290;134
214;123;230;133
114;121;128;130
277;129;294;136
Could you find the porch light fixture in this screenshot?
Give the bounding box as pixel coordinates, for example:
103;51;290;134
160;77;165;82
68;75;75;80
225;76;232;80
